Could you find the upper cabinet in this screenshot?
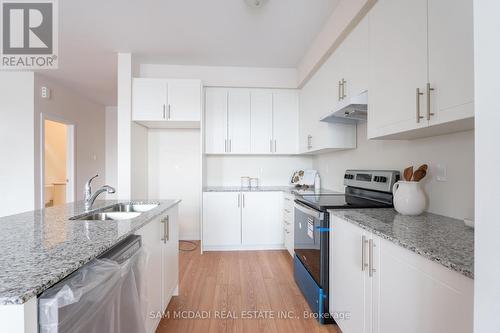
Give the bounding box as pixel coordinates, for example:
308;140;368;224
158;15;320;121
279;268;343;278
132;78;202;128
204;87;299;155
367;0;474;140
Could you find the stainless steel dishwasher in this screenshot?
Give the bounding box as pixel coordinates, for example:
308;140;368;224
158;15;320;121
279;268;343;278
38;235;146;333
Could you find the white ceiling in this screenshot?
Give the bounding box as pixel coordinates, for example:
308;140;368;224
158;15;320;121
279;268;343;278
39;0;339;106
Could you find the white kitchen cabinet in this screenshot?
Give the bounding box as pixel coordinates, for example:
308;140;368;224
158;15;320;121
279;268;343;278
135;216;163;333
132;78;167;121
329;215;473;333
298;34;357;154
135;205;179;333
367;0;474;140
250;90;273;154
372;236;473;333
228;89;251;154
202;192;242;247
205;88;228;154
241;192;283;246
427;0;474;127
205;87;299;155
367;0;428;139
162;205;179;309
330;216;371;333
283;193;295;257
272;90;299;154
132;78;201;126
202;191;284;250
167;80;202;121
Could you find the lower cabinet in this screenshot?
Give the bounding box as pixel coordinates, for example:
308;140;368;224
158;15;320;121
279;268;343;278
330;215;473;333
136;205;179;333
283;193;295;257
202;191;284;250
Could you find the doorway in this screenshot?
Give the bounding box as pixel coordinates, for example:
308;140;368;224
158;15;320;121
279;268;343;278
42;118;75;207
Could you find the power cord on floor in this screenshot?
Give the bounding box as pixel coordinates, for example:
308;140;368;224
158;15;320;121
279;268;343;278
179;240;198;251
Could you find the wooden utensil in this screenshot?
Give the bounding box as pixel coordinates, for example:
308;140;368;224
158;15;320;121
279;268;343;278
416;164;428;172
412;169;427;182
403;166;414;181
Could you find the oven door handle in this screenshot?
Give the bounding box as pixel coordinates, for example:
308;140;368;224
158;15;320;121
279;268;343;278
294;201;324;220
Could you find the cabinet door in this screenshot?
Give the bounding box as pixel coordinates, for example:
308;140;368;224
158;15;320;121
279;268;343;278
372;236;473;333
273;90;299;154
340;17;369;100
132;78;167;121
250;90;273;154
167;80;202;121
427;0;474;126
205;88;227;154
202;192;241;247
227;89;251;153
162;205;179;309
241;192;283;246
135;217;163;333
330;216;371;333
367;0;428;139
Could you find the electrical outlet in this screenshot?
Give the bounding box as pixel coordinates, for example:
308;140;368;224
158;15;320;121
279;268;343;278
41;86;50;99
435;164;447;182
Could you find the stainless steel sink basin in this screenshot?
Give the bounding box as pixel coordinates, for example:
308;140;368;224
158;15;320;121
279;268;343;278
72;212;141;221
103;203;159;213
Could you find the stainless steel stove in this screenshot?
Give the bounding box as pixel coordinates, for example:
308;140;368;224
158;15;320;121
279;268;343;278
293;170;400;324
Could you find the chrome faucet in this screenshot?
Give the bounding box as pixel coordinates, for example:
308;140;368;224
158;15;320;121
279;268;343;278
84;174;116;211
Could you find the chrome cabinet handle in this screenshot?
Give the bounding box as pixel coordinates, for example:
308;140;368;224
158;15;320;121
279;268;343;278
238;193;241;208
229;139;231;153
416;88;424;123
338;81;342;101
163;104;166;119
270;139;273;153
284;209;291;213
225;139;227;153
161;217;168;243
274;140;277;153
307;135;312;150
341;78;347;99
426;83;435;120
362;235;368;271
167;104;171;120
166;216;170;241
369;239;376;277
242;193;245;208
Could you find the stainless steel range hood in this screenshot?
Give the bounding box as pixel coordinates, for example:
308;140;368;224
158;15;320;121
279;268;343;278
320;90;368;124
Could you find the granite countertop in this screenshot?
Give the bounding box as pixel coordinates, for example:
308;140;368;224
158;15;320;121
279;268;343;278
203;186;340;195
0;199;180;305
330;209;474;279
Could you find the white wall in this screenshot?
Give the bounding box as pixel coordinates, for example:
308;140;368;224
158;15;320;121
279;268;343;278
206;156;313;187
34;74;106;206
139;64;298;88
105;106;118;199
131;123;149;199
148;129;201;240
313;123;474;220
474;0;500;330
0;72;35;217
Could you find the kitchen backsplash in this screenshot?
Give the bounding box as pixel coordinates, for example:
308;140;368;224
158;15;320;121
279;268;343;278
314;123;474;220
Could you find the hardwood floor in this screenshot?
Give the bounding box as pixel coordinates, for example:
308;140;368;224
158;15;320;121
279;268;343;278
156;242;340;333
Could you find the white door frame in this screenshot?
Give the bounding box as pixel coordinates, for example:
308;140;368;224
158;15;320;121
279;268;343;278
40;113;76;208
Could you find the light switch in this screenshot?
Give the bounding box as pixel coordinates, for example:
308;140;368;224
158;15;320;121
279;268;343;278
435;164;447;182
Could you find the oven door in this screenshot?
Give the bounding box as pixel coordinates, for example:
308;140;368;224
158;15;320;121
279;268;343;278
294;200;324;286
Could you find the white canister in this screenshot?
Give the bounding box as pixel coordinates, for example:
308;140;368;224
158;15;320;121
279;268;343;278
241;177;250;188
392;181;426;216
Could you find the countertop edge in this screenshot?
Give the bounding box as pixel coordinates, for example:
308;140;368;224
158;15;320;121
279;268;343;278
0;199;182;306
329;210;474;280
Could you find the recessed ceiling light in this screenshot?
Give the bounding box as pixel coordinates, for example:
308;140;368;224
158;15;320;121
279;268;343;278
244;0;269;8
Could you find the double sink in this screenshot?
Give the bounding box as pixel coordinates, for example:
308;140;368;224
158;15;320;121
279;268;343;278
71;203;159;221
